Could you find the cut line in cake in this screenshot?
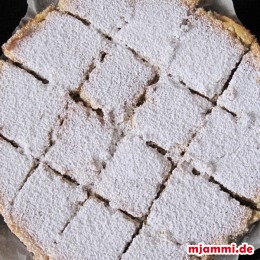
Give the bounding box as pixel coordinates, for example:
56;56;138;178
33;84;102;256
184;107;260;209
3;1;256;100
1;0;260;258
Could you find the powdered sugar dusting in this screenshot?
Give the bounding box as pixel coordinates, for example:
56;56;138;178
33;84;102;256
11;164;87;255
218;51;260;120
44;103;115;186
133;76;211;161
0;61;68;158
54;199;136;260
58;0;134;36
186;107;260;206
122;226;191;260
81;44;155;123
4;11;104;91
115;0;193;67
0;0;259;258
169;11;245;98
0;140;33;208
147;162;252;244
94;135;171;218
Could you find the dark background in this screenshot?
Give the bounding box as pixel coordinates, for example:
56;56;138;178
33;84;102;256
0;0;260;259
0;0;27;55
233;0;260;41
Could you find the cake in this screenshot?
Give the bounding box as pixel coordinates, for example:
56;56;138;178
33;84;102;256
0;0;260;259
0;61;68;158
184;107;260;208
80;44;156;123
44;102;116;186
132;76;211;161
94;135;171;218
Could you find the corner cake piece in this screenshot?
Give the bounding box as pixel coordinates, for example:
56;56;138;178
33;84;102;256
3;10;103;91
168;9;246;99
146;162;253;245
133;76;211;161
54;199;137;260
94;135;171;218
185;107;260;208
0;140;33;210
44;103;115;186
218;46;260;119
80;44;155;123
122;227;192;260
115;0;197;67
5;164;87;257
0;61;68;158
58;0;134;36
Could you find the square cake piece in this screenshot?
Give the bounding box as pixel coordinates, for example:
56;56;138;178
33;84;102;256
58;0;134;36
3;10;103;91
168;10;246;99
0;61;68;158
54;199;137;260
185;107;260;208
132;76;211;161
94;135;171;218
115;0;195;67
80;45;155;123
0;140;33;209
218;48;260;119
122;227;191;260
44;103;115;186
146;162;252;245
9;164;87;256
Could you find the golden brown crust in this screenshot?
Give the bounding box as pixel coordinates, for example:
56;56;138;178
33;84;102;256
0;60;4;70
250;210;260;225
181;0;200;9
251;42;260;59
57;0;75;12
194;0;258;47
0;174;53;260
195;8;256;48
211;12;256;46
0;203;3;216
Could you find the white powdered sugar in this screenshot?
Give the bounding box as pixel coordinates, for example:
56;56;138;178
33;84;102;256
133;76;211;161
58;0;134;36
81;45;155;123
44;103;114;186
10;164;87;255
168;11;245;99
146;162;252;245
122;226;190;260
3;11;103;91
185;107;260;207
1;0;259;258
94;135;170;218
218;51;260;119
115;0;193;67
54;199;136;260
0;61;68;158
0;140;33;208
